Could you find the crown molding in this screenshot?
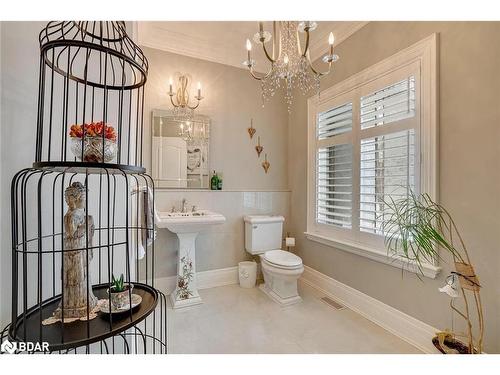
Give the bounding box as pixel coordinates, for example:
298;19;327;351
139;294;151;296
138;22;369;71
138;24;240;68
309;21;369;62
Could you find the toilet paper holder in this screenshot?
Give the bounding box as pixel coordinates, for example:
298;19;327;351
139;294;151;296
283;232;295;251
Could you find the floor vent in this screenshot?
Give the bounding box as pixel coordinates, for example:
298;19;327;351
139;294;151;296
320;296;346;310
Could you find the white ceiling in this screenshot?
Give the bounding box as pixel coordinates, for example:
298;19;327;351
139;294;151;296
137;21;368;70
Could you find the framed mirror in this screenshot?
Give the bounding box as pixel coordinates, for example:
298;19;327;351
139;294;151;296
151;109;210;189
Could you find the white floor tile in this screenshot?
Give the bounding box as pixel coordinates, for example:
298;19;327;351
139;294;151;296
167;282;422;354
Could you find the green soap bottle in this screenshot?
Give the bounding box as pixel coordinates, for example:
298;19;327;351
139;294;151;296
217;174;223;190
210;170;218;190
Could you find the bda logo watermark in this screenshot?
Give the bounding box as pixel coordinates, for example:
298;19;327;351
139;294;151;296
1;338;49;354
1;339;16;354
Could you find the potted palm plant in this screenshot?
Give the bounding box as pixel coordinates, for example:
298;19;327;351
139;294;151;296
382;192;484;354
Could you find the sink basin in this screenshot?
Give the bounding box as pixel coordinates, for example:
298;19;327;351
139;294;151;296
157;210;225;233
156;210;225;308
164;211;208;217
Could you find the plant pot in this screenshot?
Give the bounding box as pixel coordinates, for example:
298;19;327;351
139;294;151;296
432;335;478;354
70;136;117;163
454;262;480;291
107;284;134;309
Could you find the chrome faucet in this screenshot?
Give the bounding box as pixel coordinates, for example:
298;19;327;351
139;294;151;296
181;198;187;213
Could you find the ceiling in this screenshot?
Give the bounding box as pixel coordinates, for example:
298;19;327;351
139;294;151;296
137;21;368;70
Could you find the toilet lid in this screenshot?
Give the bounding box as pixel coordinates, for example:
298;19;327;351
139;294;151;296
264;250;302;268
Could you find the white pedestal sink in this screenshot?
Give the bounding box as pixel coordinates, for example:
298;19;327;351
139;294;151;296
156;210;226;309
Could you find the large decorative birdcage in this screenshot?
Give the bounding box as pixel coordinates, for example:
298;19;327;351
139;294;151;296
0;21;167;354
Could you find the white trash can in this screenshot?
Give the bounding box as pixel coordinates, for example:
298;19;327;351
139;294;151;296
238;261;257;288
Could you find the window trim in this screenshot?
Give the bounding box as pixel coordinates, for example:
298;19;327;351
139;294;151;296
306;34;439;278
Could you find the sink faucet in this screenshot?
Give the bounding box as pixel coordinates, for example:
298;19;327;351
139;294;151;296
181;198;187;213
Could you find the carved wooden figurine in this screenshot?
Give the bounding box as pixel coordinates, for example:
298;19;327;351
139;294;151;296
53;182;98;320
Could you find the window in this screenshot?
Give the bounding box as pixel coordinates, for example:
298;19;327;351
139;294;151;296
306;35;439;278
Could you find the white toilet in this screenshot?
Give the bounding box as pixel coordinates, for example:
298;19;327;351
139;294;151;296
244;215;304;306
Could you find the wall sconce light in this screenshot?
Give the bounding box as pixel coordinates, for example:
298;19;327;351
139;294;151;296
168;73;204;120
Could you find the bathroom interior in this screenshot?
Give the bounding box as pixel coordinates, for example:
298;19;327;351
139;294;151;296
0;16;499;359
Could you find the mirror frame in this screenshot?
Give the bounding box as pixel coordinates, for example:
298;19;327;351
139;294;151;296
151;109;211;190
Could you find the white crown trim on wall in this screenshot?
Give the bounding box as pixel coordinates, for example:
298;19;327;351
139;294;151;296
138;26;235;67
137;22;369;70
308;22;369;61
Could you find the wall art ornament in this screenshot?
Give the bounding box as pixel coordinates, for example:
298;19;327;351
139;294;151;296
262;153;270;173
247;118;256;139
255;136;264;157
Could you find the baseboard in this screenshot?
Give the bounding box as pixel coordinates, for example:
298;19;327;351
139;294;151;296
152;266;239;295
197;266;240;289
300;265;440;354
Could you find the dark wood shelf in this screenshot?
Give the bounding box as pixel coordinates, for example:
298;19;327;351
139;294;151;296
9;282;158;352
33;161;146;175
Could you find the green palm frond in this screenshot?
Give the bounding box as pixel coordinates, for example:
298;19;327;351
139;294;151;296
381;191;465;276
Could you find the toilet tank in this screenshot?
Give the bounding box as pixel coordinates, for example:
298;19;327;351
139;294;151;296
244;215;284;255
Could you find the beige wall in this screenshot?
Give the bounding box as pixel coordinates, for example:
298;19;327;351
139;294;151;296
142;46;289;191
289;21;500;353
141;46;291;278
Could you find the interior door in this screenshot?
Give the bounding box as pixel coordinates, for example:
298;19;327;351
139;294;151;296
152;136;187;188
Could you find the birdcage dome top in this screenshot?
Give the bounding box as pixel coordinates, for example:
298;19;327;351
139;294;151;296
39;21;148;90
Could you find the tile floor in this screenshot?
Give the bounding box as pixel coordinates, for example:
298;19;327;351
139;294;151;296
167;281;422;354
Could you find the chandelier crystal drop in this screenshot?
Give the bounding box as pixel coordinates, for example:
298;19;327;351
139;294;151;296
172;106;195;122
243;21;339;111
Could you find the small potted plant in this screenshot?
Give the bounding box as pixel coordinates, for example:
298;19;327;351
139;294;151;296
108;274;133;310
69;121;117;163
382;192;484;354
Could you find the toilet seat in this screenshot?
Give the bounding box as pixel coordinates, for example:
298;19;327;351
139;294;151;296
263;250;302;269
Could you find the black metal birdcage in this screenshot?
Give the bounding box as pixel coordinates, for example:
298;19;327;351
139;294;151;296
1;21;167;354
35;21;148;170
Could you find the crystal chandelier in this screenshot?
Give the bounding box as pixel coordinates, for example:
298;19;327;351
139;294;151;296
168;73;204;121
243;21;339;110
179;120;209;146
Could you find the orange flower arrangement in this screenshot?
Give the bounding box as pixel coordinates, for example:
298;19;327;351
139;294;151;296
69;121;116;141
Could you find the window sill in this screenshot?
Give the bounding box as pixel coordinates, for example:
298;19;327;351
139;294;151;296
304;231;441;279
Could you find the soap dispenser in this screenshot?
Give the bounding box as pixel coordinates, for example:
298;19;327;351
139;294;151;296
210;170;218;190
217;172;223;190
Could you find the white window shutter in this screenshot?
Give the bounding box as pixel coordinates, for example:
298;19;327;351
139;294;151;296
316;143;353;228
317;102;353;139
359;129;416;234
360;77;415;130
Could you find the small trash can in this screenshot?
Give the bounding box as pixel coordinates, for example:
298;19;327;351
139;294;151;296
238;261;257;288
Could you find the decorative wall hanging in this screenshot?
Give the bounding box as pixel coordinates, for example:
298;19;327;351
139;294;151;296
1;21;167;354
262;153;270;173
255;136;264;157
247;118;256;139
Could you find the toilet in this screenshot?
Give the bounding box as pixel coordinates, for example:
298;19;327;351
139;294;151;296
244;215;304;306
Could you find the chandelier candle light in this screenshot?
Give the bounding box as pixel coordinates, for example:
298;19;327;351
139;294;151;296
243;21;339;110
168;74;204;120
